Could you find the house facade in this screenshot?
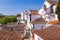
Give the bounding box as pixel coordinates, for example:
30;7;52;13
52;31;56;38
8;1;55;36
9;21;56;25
20;10;40;30
31;18;46;29
38;0;58;22
31;18;51;29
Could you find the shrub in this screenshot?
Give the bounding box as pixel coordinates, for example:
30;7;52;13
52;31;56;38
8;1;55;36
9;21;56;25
56;0;60;21
0;16;17;24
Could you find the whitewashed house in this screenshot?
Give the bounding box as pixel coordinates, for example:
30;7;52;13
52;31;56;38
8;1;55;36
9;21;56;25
31;18;51;29
31;18;46;29
19;12;26;24
20;10;40;30
38;0;58;22
30;26;60;40
20;10;39;21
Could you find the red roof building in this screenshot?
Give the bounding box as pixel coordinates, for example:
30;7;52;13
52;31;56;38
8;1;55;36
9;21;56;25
0;30;22;40
30;26;60;40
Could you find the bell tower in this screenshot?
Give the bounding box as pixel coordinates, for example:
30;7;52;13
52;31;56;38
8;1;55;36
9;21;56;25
39;0;58;22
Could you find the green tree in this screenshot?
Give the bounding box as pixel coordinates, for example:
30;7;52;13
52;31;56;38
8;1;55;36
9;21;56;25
8;16;17;22
0;13;4;17
0;17;10;24
56;0;60;21
0;16;17;24
16;14;21;17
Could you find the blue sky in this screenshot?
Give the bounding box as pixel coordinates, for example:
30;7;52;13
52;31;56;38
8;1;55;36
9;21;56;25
0;0;45;15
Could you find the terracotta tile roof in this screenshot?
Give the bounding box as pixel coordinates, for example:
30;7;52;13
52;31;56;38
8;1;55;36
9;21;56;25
32;26;60;40
47;0;58;4
7;22;25;27
31;18;46;24
13;24;26;31
0;30;22;40
7;22;17;25
1;23;26;31
29;10;38;15
48;20;59;24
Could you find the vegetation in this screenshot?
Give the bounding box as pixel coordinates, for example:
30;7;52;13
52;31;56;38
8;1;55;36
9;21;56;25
16;14;21;17
0;13;5;18
0;13;21;24
56;0;60;21
0;16;17;24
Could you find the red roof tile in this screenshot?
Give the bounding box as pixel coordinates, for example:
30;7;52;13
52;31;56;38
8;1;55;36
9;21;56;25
48;20;59;24
29;10;38;15
32;26;60;40
47;0;58;4
0;30;22;40
31;18;46;24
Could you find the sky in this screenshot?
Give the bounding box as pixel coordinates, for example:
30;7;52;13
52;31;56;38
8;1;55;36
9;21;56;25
0;0;45;15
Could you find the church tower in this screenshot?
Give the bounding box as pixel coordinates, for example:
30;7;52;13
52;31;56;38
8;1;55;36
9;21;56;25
38;0;58;22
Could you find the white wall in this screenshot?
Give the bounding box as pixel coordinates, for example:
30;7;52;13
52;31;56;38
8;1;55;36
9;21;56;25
38;9;46;15
21;12;28;20
24;15;28;20
46;23;52;27
44;0;51;8
20;11;33;30
34;34;39;40
38;0;58;22
26;22;33;30
53;5;56;12
34;34;43;40
20;21;25;23
26;15;42;30
33;24;46;29
33;24;52;29
21;12;24;20
17;17;21;23
38;0;51;14
55;14;58;20
46;8;50;14
31;15;41;21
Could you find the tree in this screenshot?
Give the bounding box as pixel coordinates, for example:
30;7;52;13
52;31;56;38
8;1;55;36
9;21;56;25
0;16;17;24
56;0;60;21
0;13;4;17
8;16;17;22
16;14;21;17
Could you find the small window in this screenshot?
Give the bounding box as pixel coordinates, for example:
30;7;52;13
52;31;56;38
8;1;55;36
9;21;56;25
43;5;47;10
50;4;55;13
41;26;44;28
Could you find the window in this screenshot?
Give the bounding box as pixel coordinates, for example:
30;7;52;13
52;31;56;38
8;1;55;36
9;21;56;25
41;26;44;28
50;4;55;13
43;5;47;10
